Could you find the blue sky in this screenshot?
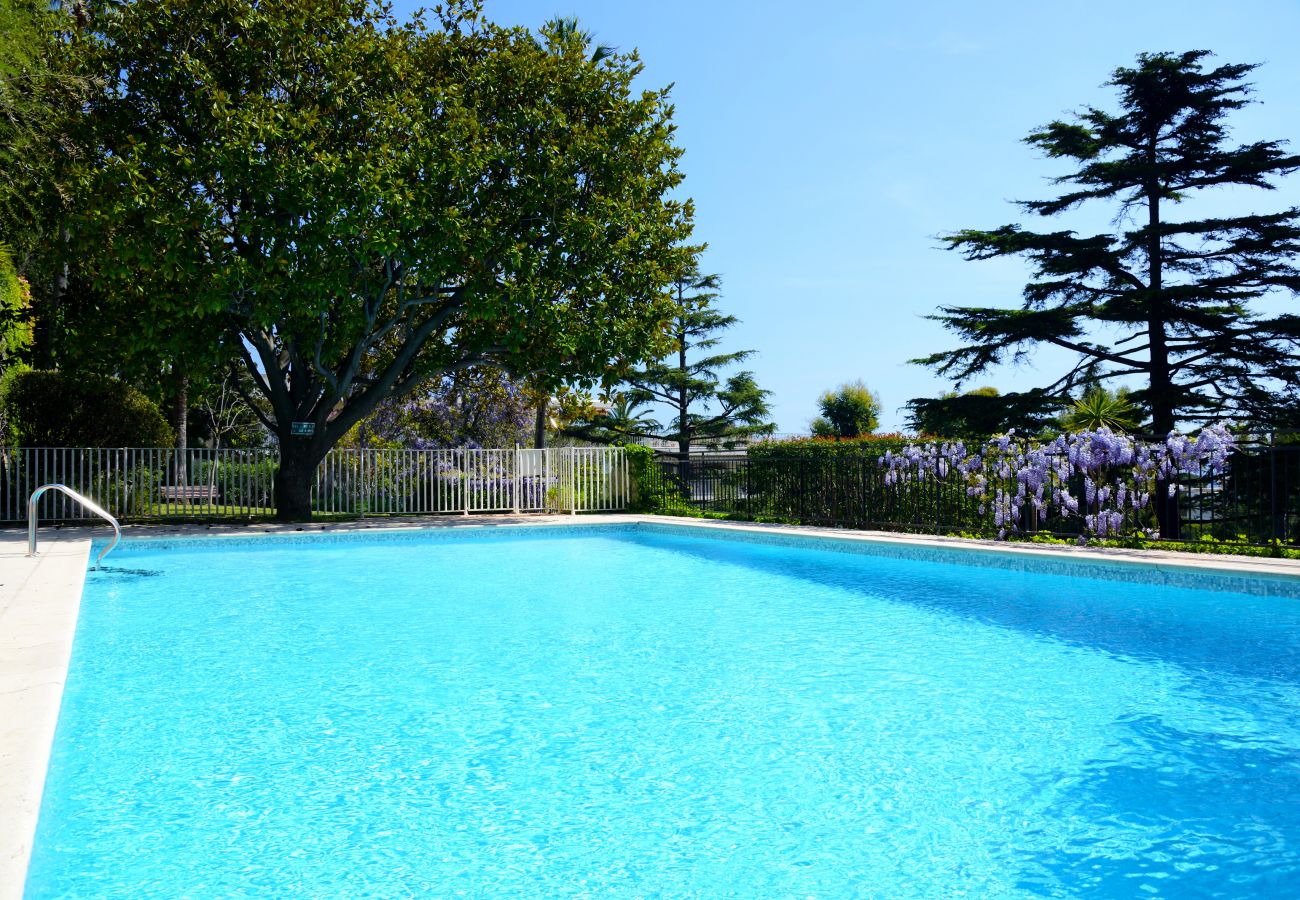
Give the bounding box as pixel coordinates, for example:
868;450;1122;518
399;1;1300;432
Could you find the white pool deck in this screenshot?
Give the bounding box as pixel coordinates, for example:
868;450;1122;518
4;513;1300;898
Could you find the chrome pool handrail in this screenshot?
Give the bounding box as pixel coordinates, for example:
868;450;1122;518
28;483;121;569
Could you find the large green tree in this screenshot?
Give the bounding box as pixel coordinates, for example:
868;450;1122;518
810;380;881;438
66;0;692;518
918;51;1300;436
573;260;773;456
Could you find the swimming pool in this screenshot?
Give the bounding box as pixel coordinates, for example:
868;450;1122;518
25;522;1300;897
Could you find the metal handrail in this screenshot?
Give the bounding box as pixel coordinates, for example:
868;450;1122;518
28;484;121;569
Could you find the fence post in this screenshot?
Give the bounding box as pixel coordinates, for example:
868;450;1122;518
790;460;800;522
570;449;577;515
1271;440;1280;544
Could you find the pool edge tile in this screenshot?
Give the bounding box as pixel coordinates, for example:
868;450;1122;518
0;537;90;900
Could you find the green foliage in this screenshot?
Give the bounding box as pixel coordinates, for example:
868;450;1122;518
1060;386;1139;432
572;393;662;445
729;434;971;528
1;368;174;447
917;51;1300;433
0;1;68;245
0;244;33;361
65;0;693;517
905;387;1063;439
0;0;89;371
571;256;774;452
623;442;693;513
810;380;881;438
749;433;915;460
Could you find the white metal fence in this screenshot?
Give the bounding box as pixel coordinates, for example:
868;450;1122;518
0;446;629;522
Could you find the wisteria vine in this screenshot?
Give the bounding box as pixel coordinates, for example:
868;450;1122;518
879;424;1235;540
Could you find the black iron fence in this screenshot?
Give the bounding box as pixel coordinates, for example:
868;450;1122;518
651;440;1300;546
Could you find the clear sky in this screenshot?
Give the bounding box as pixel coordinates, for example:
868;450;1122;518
397;0;1300;432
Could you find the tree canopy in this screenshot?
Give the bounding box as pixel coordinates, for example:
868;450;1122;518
0;0;64;251
570;259;773;454
810;380;881;438
915;50;1300;435
904;387;1063;440
65;0;693;517
0;245;33;363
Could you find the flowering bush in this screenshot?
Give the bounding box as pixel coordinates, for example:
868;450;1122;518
880;424;1235;540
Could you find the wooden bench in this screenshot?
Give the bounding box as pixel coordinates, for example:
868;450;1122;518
160;485;220;505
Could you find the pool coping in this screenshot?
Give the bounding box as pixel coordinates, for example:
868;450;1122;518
66;512;1300;580
642;516;1300;581
5;512;1300;897
0;532;90;900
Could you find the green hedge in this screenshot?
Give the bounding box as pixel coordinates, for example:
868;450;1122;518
623;443;697;515
1;368;174;447
748;433;917;461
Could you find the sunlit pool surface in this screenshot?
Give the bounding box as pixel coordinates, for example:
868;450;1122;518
26;523;1300;897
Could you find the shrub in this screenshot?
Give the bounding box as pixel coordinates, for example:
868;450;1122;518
623;442;694;514
1;369;175;447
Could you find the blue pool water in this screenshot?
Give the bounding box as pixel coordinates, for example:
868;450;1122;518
26;524;1300;897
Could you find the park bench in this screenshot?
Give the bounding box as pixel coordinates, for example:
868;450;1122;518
159;484;220;506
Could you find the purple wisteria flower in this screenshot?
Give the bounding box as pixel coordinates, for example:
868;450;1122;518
879;423;1235;541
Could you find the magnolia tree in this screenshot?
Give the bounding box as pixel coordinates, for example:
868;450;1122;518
67;0;691;519
880;424;1235;540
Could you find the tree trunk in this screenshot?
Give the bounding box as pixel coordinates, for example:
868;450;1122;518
677;312;689;464
1145;166;1180;539
36;231;70;368
174;371;189;484
275;439;322;521
533;399;548;449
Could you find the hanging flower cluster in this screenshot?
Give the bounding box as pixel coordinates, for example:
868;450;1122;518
879;424;1235;540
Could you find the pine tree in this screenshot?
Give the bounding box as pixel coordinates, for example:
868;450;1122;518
596;261;773;457
917;51;1300;436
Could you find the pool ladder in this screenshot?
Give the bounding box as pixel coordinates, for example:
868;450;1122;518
27;484;121;569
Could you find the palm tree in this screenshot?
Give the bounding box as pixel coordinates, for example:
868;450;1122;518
542;17;616;65
1060;386;1139;432
601;394;661;438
